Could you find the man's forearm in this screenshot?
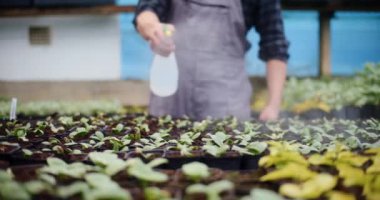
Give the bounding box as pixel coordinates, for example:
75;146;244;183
266;59;287;109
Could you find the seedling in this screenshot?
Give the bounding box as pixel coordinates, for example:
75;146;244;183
186;180;234;200
202;132;231;157
39;157;93;178
89;152;127;176
126;158;168;186
182;162;210;182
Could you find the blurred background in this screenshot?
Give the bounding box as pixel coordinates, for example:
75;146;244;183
0;0;379;118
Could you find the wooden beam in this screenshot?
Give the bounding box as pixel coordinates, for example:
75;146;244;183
0;5;136;17
319;11;333;77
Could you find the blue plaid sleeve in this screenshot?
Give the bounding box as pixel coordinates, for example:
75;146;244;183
253;0;290;62
133;0;170;27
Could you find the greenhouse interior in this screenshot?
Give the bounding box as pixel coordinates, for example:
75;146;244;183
0;0;380;199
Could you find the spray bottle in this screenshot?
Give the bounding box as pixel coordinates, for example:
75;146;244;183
150;26;179;97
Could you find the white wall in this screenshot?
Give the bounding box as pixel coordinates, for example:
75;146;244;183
0;15;121;81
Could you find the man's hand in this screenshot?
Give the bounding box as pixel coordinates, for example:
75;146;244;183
259;59;287;121
259;105;280;121
136;11;175;52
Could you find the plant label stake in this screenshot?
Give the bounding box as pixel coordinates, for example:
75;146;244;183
150;26;179;97
9;98;17;120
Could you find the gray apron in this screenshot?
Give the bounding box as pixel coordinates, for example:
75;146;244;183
149;0;252;121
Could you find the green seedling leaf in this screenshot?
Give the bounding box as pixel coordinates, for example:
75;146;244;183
0;170;13;182
57;182;89;199
0;181;31;200
186;180;234;200
89;152;127;176
247;142;268;154
22;149;33;156
147;158;168;168
24;180;49;195
49;124;64;134
112;123;124;134
59;116;74;126
93;131;104;141
182;162;210;182
47;157;67;167
126;158;168;183
241;188;285;200
85;173;118;188
69;127;89;139
344;136;362;149
40;158;90;178
39;173;56;185
144;187;172;200
84;173;131;200
209;132;230;147
203;143;229;157
298;144;319;155
232;145;252;156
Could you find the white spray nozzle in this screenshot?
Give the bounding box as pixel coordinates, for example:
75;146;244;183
9;98;17;120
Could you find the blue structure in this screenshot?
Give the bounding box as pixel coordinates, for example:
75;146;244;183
118;0;380;79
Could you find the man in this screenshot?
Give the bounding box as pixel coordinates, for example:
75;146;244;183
134;0;289;121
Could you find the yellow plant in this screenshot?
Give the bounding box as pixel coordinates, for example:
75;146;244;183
259;141;308;168
367;156;380;174
308;146;369;168
279;174;337;199
327;191;356;200
260;163;316;182
292;99;331;114
336;163;366;187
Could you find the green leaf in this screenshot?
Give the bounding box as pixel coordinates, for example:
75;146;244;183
69;127;89;139
94;131;104;140
22;149;33;156
57;182;89;199
186;180;234;200
209;132;230;147
0;181;31;200
84;187;131;200
24;180;49;195
144;187;172;200
203;143;229;157
0;170;13;182
41;158;90;178
46;157;67;167
232;145;253;156
126;158;168;183
84;173;131;200
344;136;362;149
39;173;56;185
147;158;168;168
182;162;210;182
241;188;285;200
113;124;124;134
88;152;127;176
85;173;118;188
247;142;268;154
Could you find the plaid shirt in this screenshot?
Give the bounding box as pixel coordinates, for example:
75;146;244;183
134;0;289;62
